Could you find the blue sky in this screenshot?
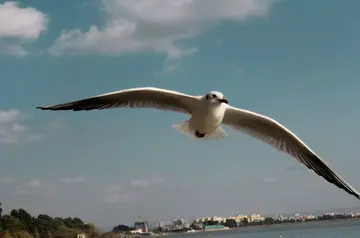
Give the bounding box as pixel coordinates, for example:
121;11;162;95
1;0;360;227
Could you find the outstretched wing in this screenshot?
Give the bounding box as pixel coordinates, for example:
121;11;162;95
223;105;360;200
37;87;200;114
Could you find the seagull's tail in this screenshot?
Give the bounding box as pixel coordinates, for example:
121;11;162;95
172;120;197;139
172;120;228;140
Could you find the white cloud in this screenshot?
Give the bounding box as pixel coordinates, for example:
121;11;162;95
4;44;27;57
130;177;165;188
230;63;245;76
27;134;45;142
48;118;63;130
234;68;244;76
155;61;181;75
163;64;179;73
0;2;48;39
0;109;21;123
215;39;223;46
13;188;30;195
61;175;87;184
0;109;44;145
104;176;165;203
104;185;134;203
12;123;28;132
0;177;13;184
49;0;277;59
12;179;57;197
0;1;48;56
28;179;42;187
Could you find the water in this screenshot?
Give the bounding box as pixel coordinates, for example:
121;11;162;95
167;219;360;237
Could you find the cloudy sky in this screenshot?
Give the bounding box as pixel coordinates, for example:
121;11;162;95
1;0;360;228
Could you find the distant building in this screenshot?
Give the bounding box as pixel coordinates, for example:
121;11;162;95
247;214;265;222
173;219;185;226
134;221;149;233
232;215;247;223
77;234;86;238
158;220;172;232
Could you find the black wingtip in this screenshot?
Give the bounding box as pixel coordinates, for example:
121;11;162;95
350;191;360;200
36;106;48;110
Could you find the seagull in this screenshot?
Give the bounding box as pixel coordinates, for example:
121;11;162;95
36;87;360;200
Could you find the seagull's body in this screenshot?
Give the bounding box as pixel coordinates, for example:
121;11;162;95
37;87;360;200
183;94;228;139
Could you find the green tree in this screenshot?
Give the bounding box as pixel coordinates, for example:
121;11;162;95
10;210;18;219
72;217;84;227
0;202;3;233
112;224;132;232
224;219;237;228
18;209;32;225
190;222;203;230
63;217;74;228
264;217;275;225
0;203;100;238
240;217;249;227
0;215;28;232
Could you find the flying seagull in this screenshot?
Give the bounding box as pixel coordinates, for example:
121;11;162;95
37;87;360;200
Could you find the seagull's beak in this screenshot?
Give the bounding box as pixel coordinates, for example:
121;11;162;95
217;98;229;104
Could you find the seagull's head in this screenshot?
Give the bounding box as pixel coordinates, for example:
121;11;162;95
205;91;229;105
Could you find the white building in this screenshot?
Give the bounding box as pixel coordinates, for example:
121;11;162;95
77;234;86;238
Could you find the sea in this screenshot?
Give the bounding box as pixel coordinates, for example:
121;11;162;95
166;219;360;238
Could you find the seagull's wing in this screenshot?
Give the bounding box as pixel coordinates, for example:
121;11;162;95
36;87;200;114
222;106;360;200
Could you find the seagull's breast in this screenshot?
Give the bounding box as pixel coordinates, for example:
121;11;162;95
190;103;227;133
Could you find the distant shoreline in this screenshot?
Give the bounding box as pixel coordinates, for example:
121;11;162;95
148;218;360;237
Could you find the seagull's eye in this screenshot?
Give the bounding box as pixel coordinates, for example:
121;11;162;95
212;94;217;98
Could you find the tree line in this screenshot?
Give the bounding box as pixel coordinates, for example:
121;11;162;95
0;202;100;238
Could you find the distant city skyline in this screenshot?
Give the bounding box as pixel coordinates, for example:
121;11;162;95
1;0;360;227
104;207;360;232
